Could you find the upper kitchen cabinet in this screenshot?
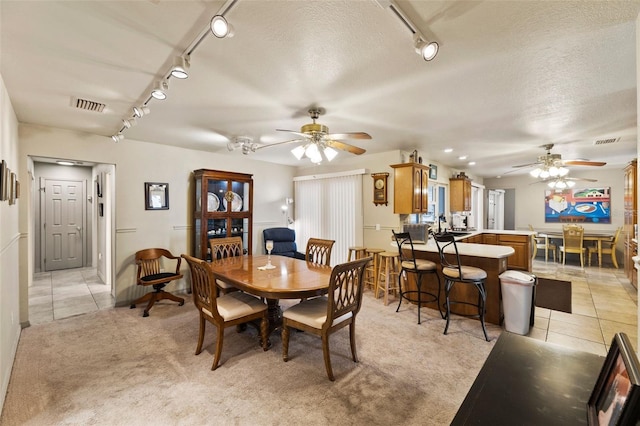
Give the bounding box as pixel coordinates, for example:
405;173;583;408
391;163;429;214
450;174;472;212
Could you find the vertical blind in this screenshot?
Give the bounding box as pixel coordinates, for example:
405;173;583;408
294;171;363;265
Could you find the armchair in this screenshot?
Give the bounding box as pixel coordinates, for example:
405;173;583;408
262;227;305;259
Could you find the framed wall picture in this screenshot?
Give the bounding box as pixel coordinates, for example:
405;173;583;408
0;160;5;201
145;182;169;210
9;172;16;205
429;164;437;180
587;332;640;425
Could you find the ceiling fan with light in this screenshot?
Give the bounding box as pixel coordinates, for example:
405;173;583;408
512;144;606;179
256;107;372;164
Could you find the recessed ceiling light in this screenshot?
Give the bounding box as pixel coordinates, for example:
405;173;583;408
468;161;476;166
56;161;74;166
444;148;453;153
458;155;468;160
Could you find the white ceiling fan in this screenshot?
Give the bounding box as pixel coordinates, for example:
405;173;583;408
512;144;606;178
254;107;372;163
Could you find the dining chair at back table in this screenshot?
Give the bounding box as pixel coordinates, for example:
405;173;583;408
587;226;622;268
529;224;557;262
559;224;586;267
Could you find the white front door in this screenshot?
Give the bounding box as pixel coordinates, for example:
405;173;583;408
44;179;84;271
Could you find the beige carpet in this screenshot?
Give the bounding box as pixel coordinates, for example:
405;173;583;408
1;292;501;425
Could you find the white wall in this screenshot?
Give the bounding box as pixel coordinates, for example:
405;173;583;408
18;124;298;309
0;75;21;415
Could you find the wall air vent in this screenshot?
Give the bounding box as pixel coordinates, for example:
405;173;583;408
71;97;106;113
593;137;620;146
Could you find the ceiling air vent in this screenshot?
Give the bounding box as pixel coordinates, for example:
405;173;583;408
593;137;620;146
71;97;106;113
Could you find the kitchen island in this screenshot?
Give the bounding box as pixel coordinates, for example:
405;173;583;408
398;235;516;325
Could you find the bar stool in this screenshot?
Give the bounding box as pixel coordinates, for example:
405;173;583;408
432;232;489;341
375;251;400;306
348;246;367;261
363;248;384;291
392;231;443;324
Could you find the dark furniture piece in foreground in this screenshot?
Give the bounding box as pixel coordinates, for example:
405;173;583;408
452;333;604;425
131;248;185;317
262;227;305;259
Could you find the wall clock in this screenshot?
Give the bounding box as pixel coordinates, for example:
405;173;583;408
372;173;389;206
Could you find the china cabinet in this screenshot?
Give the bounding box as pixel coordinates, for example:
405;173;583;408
390;163;429;214
192;169;253;261
450;175;471;212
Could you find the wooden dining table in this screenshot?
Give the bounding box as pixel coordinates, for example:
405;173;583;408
536;228;615;267
208;254;332;338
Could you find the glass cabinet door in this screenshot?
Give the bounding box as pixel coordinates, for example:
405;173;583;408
206;179;228;213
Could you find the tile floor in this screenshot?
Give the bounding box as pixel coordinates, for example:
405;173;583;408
29;267;115;325
27;258;638;357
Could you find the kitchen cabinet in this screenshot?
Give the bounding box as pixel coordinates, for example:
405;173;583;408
391;163;429;214
624;160;637;287
462;233;532;272
497;234;531;271
192;169;253;261
450;176;471;212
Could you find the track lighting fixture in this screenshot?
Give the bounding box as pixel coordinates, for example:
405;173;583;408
111;0;239;142
379;0;439;62
151;80;169;100
210;15;234;38
170;55;190;79
132;106;150;118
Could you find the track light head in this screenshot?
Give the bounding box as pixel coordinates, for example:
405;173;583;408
122;117;137;129
151;80;169;100
170;55;190;79
111;133;124;143
210;15;234;38
415;37;438;61
132;106;150;118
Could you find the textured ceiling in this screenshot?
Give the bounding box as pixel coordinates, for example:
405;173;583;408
1;0;640;177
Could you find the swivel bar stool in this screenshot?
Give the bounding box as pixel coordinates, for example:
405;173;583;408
432;232;489;341
392;231;442;324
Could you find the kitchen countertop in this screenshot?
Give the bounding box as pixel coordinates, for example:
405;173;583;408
410;240;514;259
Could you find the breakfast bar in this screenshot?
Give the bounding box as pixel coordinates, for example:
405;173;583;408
400;235;515;325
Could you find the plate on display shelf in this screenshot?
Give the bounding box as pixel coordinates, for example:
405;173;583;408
208;192;220;211
223;192;243;212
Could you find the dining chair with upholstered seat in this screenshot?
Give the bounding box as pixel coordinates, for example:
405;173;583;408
392;230;443;324
209;237;244;294
182;254;268;370
559;224;586;267
528;224;557;262
306;238;336;266
282;257;371;381
587;226;622;268
432;232;490;341
130;248;185;317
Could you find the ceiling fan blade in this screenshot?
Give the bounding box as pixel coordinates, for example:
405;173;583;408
326;140;366;155
325;132;372;140
276;129;311;139
511;162;539;168
562;160;607;167
566;177;598;182
255;138;304;150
